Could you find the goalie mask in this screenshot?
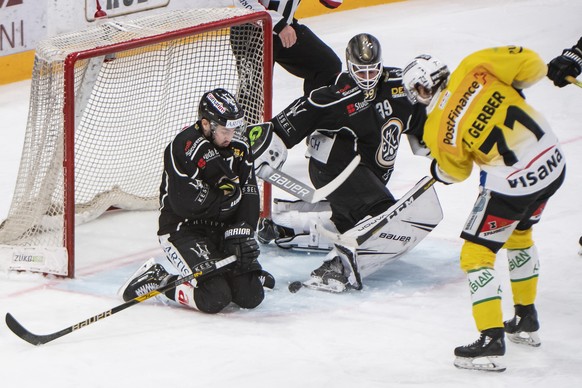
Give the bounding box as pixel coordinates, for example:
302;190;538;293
346;33;383;92
198;88;246;140
402;54;450;105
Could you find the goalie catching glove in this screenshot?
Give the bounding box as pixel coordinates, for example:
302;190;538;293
224;221;260;271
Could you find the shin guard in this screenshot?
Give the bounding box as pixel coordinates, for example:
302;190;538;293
468;267;503;331
507;246;540;306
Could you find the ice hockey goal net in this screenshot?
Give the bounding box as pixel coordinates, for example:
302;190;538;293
0;8;272;277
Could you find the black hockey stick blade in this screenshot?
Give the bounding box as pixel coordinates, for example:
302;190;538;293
5;255;236;346
257;154;360;203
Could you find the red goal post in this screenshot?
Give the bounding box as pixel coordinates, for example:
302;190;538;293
0;8;273;278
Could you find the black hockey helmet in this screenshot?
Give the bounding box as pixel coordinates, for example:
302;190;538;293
198;88;245;131
345;33;383;91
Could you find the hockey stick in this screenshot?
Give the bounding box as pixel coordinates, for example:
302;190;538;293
566;75;582;88
315;176;438;247
5;255;236;346
256;154;360;203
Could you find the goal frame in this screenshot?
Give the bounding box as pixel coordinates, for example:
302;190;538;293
55;12;272;277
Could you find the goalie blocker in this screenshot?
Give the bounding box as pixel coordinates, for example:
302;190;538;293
249;122;361;203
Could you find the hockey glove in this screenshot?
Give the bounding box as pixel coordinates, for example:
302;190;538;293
224;222;260;267
218;179;242;220
547;47;582;87
320;0;342;9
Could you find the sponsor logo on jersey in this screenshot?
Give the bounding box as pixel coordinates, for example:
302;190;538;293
339;84;359;98
346;100;369;116
507;147;564;189
184;140;193;153
337;83;352;94
163;245;190;276
391;86;406;98
468;91;506;140
242;185;259;195
288;99;307;117
190;243;211;261
479;214;515;237
197;158;206;169
194;184;209;204
443;80;482;146
186;136;205;159
202;148;219;162
276;112;294;137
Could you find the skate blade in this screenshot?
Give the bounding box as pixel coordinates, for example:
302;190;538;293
301;277;347;293
507;331;541;347
454;356;506;372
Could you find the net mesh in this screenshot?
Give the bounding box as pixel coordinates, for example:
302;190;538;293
0;8;269;275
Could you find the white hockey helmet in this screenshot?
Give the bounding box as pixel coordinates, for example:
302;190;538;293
346;33;383;91
402;54;450;105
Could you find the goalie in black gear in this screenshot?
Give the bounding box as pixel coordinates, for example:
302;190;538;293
119;88;273;314
253;34;441;291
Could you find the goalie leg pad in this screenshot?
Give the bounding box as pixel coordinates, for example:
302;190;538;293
335;244;362;290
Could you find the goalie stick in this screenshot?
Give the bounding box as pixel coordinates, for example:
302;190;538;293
256;154;361;203
5;255;236;346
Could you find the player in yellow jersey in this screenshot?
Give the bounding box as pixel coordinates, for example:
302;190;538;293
402;47;566;372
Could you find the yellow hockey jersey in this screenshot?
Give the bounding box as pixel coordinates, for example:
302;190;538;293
424;46;565;196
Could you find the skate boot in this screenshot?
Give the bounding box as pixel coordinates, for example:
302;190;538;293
453;328;506;372
504;304;541;347
118;258;172;302
304;256;350;292
257;218;295;244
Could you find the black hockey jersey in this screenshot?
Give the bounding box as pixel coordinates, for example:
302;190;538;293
158;122;260;235
271;68;426;183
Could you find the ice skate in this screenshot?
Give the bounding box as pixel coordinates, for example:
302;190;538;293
504;304;541;347
118;258;171;302
453;328;506;372
304;256;350;293
257;217;295;244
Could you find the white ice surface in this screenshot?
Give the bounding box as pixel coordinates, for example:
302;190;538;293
1;1;581;386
